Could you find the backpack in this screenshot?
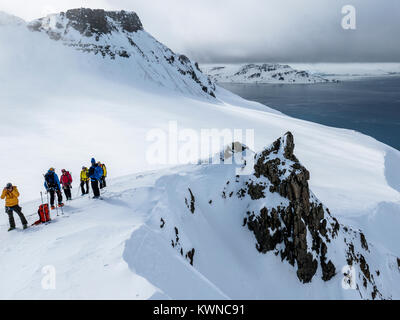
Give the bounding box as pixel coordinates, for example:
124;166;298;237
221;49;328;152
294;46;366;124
33;204;51;225
88;166;95;177
101;164;107;177
45;172;56;188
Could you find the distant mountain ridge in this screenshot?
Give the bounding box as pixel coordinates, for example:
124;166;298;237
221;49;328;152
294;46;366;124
203;63;335;84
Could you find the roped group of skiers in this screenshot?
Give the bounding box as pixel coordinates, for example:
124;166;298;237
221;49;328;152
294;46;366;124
1;157;107;232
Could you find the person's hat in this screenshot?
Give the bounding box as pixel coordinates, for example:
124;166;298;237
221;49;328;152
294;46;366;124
61;169;66;173
6;183;12;189
49;167;55;172
91;158;96;164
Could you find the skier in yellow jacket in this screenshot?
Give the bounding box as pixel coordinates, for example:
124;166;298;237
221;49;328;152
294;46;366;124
1;183;28;231
80;166;90;195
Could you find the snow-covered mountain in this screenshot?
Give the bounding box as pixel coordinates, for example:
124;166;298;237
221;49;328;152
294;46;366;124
288;63;400;81
203;63;333;84
27;8;216;98
0;9;400;299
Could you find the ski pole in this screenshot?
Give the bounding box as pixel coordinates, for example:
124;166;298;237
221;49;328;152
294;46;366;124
54;189;59;217
59;189;64;215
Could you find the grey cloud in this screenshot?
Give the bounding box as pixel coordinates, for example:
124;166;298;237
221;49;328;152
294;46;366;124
108;0;400;62
2;0;399;62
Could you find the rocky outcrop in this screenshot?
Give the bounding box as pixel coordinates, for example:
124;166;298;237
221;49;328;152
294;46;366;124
28;9;142;37
244;132;337;283
231;132;384;299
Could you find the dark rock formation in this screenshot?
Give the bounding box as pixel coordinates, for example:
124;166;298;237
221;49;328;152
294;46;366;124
185;188;195;214
186;248;195;266
30;8;143;36
345;230;383;300
247;132;337;283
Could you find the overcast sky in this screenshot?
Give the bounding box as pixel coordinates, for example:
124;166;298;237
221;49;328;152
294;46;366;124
1;0;399;62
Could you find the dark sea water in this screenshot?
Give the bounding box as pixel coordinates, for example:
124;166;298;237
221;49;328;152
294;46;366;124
221;77;400;151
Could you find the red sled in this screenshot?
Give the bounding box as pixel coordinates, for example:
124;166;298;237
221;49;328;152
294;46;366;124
32;204;51;225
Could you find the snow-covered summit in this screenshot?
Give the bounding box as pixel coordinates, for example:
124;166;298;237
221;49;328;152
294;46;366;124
26;8;216;98
0;11;25;26
203;63;333;84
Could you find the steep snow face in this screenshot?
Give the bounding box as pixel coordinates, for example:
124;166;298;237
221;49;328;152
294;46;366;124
203;63;332;84
0;11;25;26
124;133;400;299
27;8;216;98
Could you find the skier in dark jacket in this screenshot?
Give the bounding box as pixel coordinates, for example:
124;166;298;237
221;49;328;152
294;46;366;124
88;158;103;198
1;183;28;231
44;168;64;209
60;169;73;201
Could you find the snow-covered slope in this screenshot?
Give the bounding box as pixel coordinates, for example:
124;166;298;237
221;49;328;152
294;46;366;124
0;11;25;26
1;135;399;299
1;9;400;299
203;63;332;84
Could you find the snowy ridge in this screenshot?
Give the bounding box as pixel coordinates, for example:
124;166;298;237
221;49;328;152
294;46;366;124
203;63;333;84
0;11;25;26
27;8;216;98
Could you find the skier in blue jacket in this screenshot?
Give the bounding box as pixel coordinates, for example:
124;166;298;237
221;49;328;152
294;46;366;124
44;168;64;209
88;158;103;198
